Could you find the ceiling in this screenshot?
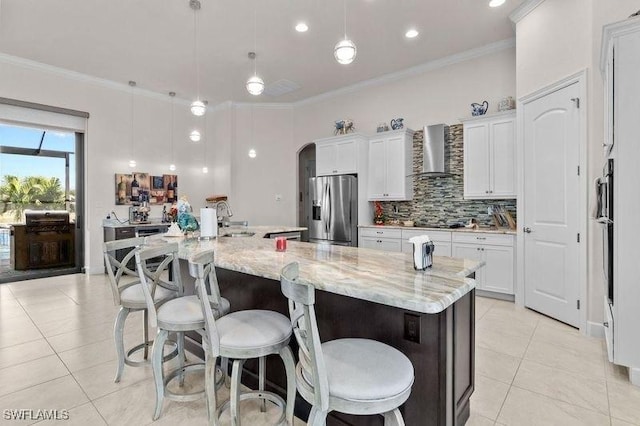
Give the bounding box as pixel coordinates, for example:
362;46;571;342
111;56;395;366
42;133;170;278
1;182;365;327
0;0;523;105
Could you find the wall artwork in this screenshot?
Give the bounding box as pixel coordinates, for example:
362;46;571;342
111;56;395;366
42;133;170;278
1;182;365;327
115;173;178;205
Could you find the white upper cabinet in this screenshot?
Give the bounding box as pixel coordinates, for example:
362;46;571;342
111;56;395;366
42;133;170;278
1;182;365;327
314;134;366;176
462;111;516;199
367;129;414;201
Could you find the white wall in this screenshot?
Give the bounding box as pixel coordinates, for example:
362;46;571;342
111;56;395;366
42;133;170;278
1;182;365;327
515;0;639;324
0;57;220;274
227;104;296;226
293;48;517;149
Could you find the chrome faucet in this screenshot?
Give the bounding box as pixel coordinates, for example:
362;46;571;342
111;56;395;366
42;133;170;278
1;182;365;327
215;200;233;224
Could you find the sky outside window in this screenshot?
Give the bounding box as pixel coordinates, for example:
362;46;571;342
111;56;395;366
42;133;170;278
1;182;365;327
0;123;76;190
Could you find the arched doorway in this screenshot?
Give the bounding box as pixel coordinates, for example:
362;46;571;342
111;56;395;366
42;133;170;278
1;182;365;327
297;143;316;241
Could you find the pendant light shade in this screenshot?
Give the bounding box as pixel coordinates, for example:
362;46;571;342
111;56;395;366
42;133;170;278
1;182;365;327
190;100;206;116
334;39;357;65
169;164;176;171
190;130;201;142
129;160;137;168
202;166;209;173
246;75;265;96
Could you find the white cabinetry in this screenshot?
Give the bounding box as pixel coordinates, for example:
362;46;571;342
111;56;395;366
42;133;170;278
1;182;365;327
601;18;640;381
462;112;516;199
367;129;414;201
401;229;452;257
314;134;366;176
452;233;515;295
359;227;402;252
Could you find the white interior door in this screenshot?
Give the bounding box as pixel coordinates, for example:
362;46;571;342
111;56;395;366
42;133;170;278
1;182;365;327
523;82;580;327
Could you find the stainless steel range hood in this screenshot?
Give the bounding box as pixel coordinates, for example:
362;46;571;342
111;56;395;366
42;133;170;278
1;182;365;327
422;124;448;176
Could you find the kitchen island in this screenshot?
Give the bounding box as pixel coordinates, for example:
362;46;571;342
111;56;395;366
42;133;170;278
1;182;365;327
155;226;483;426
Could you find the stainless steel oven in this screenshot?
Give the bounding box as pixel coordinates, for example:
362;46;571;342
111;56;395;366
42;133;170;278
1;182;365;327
595;159;614;304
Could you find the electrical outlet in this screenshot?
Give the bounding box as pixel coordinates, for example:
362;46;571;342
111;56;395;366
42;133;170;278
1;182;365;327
404;313;421;343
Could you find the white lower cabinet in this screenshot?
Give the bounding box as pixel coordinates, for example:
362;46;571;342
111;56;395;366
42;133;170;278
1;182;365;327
358;227;515;295
452;233;515;295
359;227;402;252
401;229;452;257
359;236;402;252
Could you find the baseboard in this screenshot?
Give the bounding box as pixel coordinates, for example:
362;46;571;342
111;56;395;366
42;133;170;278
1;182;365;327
629;368;640;387
87;265;105;275
587;321;605;339
475;289;515;302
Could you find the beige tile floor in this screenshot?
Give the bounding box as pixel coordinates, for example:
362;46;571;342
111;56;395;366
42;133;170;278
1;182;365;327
0;274;638;425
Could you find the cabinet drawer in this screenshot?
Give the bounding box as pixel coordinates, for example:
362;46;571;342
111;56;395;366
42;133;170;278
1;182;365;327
402;229;451;243
359;227;402;239
359;236;402;252
452;232;513;246
115;227;136;239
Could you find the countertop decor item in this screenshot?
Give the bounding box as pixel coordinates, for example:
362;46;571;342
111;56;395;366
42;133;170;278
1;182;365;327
377;122;389;133
374;201;385;225
390;117;404;130
334;119;355;135
471;101;489;116
498;96;515;111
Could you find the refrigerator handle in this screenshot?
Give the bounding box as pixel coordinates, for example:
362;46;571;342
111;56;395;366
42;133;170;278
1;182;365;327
327;183;332;233
323;182;329;234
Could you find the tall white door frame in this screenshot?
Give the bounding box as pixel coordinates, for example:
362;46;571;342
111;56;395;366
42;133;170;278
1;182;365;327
515;70;588;333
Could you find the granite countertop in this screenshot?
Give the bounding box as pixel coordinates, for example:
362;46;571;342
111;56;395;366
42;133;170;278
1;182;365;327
150;226;483;314
358;224;516;235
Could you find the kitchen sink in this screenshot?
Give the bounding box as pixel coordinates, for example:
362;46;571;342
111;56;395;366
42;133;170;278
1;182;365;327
222;231;256;238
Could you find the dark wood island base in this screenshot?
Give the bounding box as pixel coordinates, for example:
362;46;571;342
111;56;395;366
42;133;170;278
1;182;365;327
182;265;475;426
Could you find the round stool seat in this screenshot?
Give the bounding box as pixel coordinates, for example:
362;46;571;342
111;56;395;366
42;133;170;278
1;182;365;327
302;338;414;401
120;283;175;309
157;295;231;330
217;310;292;353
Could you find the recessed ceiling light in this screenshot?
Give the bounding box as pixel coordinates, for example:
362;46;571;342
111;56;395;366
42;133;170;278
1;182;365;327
489;0;506;7
405;29;419;39
295;22;309;33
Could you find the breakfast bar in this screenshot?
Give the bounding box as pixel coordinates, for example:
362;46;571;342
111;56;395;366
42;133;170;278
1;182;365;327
157;226;483;426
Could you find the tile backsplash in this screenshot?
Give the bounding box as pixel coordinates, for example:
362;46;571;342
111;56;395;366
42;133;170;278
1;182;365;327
379;124;516;227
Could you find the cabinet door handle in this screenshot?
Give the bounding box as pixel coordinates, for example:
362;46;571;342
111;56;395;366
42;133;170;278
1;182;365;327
376;231;383;234
476;237;486;240
603;321;609;328
523;227;532;233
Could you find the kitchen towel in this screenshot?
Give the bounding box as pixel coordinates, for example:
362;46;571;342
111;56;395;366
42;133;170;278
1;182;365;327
200;207;218;238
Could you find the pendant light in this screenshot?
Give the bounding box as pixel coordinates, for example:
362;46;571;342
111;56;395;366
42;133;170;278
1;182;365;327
334;0;356;65
128;81;137;168
246;52;264;96
190;130;201;142
189;0;206;116
169;92;176;171
246;7;264;96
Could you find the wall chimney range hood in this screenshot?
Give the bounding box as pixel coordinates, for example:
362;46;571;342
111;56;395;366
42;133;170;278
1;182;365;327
422;124;448;176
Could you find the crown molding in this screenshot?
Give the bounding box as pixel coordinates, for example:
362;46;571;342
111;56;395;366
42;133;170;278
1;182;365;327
509;0;546;25
292;37;516;107
232;102;293;110
0;51;196;105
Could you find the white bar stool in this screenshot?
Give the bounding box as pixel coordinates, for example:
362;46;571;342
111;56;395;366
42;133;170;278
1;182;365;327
103;237;179;383
190;249;297;426
280;262;415;425
135;243;230;422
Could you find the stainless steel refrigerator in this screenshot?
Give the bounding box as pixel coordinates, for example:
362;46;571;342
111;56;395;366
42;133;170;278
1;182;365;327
309;175;358;246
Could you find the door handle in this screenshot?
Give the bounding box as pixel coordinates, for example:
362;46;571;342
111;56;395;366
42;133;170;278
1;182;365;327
523;227;532;233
